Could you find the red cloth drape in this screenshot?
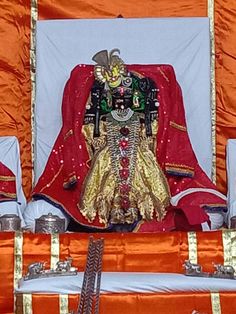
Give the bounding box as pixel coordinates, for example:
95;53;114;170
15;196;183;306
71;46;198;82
32;65;226;231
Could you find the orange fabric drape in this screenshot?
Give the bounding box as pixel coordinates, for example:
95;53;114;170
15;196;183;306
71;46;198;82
0;231;227;314
38;0;207;20
22;232;225;274
16;292;236;314
0;0;32;198
0;233;15;314
215;0;236;194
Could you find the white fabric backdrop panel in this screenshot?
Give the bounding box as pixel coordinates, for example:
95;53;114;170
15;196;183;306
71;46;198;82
17;272;236;294
35;17;211;182
226;139;236;224
0;136;26;220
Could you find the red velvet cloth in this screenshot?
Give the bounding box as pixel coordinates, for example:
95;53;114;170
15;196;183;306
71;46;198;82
32;65;226;231
0;161;16;202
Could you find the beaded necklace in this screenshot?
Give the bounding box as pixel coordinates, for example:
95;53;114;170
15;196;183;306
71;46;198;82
110;108;134;122
107;112;139;211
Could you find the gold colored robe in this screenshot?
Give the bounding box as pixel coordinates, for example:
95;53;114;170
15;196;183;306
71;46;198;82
80;115;170;227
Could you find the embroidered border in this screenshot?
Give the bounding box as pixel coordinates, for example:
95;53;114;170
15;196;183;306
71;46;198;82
23;294;32;314
30;0;38;185
64;129;73;141
60;294;69;314
0;192;17;198
158;68;170;83
39;164;63;193
170;121;187;131
0;175;15;181
211;292;221;314
222;230;236;269
51;233;60;270
14;232;23;313
165;163;194;171
187;231;198;264
208;0;216;183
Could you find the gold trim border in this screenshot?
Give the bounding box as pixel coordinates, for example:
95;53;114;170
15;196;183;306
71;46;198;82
211;292;221;314
222;230;236;269
14;232;23;313
0;175;15;181
60;294;69;314
208;0;216;183
187;231;198;264
23;294;33;314
51;233;60;269
30;0;38;185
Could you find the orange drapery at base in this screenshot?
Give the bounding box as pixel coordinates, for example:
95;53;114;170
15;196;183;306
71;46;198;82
0;231;230;314
0;0;235;197
16;292;236;314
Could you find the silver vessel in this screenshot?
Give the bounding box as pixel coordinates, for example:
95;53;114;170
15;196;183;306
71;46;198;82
35;213;65;233
0;214;21;232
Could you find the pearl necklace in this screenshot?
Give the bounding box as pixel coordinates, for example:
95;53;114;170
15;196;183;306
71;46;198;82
111;108;134;122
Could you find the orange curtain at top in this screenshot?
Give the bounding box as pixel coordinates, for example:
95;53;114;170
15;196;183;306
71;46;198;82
0;0;235;197
38;0;207;19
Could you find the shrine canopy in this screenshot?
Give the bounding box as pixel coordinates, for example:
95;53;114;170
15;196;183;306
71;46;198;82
35;17;211;182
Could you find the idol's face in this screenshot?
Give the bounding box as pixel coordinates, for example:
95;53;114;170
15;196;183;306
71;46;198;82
111;86;133;110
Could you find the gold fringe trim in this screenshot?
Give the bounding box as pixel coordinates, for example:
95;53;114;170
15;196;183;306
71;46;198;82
51;233;60;270
0;175;15;181
158;68;170;82
130;70;145;79
64;129;73;141
222;230;236;269
60;294;69;314
169;121;187;131
211;292;221;314
208;0;216;183
14;232;23;313
165;163;194;171
0;191;17;198
39;164;63;193
30;0;38;185
23;294;32;314
187;231;198;264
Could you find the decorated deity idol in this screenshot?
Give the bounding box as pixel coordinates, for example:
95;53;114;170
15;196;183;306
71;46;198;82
31;49;227;232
